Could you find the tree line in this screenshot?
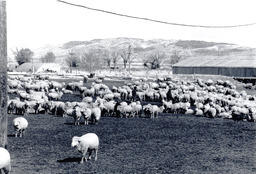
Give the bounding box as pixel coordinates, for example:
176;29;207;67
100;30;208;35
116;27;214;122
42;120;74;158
12;45;190;72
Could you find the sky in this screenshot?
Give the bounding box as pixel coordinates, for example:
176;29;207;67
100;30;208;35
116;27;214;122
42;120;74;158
7;0;256;51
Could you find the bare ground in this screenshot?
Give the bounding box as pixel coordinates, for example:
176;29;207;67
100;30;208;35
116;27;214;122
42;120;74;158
7;113;256;174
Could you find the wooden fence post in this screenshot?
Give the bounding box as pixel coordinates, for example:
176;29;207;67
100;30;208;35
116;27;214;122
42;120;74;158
0;0;8;149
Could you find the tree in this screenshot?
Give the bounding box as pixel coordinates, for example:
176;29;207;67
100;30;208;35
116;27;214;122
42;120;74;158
120;45;134;73
80;49;103;73
143;50;166;69
111;50;119;69
14;48;34;65
170;50;182;65
101;49;111;68
41;51;56;63
65;50;80;73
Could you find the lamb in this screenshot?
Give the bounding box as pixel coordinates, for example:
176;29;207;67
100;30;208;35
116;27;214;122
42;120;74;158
71;133;99;163
0;147;11;174
13;117;28;137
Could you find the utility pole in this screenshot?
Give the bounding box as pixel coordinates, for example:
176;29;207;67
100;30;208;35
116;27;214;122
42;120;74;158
0;0;8;148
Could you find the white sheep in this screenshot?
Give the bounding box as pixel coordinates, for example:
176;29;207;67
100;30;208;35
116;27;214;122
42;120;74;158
131;101;142;117
151;105;164;119
82;97;93;104
103;100;116;116
0;147;11;173
66;107;83;125
195;108;204;116
71;133;99;163
185;109;194;115
91;107;101;124
122;104;133;118
13;117;28;137
81;108;92;125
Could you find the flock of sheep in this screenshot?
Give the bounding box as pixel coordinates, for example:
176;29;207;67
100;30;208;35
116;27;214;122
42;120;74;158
1;73;256;173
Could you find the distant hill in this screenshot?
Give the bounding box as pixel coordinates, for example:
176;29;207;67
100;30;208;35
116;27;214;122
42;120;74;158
30;38;256;69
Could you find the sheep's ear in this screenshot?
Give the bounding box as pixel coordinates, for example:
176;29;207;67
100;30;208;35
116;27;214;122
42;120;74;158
72;136;80;142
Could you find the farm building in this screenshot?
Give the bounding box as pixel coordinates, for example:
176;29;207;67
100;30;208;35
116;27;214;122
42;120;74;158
172;55;256;77
15;62;66;73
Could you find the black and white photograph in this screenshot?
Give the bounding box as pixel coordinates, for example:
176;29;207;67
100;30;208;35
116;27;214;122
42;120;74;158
0;0;256;173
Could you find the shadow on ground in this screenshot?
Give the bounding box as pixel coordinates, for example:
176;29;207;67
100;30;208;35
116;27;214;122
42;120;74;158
57;157;81;163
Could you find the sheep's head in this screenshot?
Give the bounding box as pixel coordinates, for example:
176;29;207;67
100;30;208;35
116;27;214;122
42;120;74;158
159;106;165;113
71;136;80;148
13;120;20;129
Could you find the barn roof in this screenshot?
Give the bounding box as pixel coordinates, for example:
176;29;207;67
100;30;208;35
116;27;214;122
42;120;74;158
15;62;64;73
173;55;256;68
16;62;43;72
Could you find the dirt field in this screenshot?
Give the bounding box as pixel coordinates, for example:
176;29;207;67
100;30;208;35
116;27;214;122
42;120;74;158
7;112;256;174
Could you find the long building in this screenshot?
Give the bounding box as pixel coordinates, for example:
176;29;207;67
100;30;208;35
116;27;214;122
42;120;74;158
172;55;256;77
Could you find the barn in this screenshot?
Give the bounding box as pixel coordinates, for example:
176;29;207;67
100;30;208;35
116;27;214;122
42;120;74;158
15;62;66;73
172;55;256;77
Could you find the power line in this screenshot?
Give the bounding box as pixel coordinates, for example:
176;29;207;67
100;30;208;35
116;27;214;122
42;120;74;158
57;0;256;28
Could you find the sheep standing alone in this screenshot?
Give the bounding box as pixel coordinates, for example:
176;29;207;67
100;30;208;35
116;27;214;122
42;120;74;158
71;133;99;163
0;147;11;174
13;117;28;137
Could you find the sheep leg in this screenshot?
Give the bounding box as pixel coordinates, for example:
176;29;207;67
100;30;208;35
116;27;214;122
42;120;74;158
76;117;80;125
19;130;23;137
22;129;25;137
2;164;11;174
15;130;19;137
74;117;78;125
88;149;92;160
81;148;88;164
95;148;98;161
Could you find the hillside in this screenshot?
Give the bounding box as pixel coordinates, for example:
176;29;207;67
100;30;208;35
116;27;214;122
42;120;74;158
31;38;256;69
